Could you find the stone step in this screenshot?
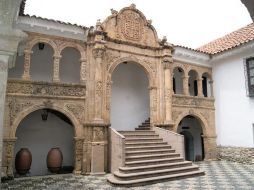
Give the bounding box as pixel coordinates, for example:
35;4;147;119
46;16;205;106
126;149;175;156
135;127;151;130
119;161;192;173
125;138;163;143
125;153;180;162
107;170;205;187
119;130;155;135
125;141;167;147
139;124;150;127
125;144;172;151
125;157;184;167
114;165;200;181
123;134;159;138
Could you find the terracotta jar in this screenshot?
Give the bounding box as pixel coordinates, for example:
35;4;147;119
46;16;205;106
47;147;63;173
15;148;32;175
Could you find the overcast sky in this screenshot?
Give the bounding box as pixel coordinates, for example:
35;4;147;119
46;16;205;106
25;0;252;48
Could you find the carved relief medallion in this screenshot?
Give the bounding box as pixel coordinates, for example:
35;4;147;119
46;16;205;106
120;11;144;41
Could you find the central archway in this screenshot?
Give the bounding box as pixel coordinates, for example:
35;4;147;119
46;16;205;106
110;62;150;131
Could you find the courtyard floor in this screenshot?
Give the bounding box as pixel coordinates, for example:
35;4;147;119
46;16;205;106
1;161;254;190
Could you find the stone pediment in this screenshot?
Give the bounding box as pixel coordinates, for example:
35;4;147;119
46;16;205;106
102;4;160;47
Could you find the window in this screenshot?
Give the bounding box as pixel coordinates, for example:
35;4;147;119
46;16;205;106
244;57;254;96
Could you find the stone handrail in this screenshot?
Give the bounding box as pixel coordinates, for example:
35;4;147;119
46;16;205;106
153;127;185;158
109;127;125;172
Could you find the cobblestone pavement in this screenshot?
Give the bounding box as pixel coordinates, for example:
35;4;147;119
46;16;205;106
1;161;254;190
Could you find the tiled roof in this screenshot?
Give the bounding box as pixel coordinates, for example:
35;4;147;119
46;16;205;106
197;23;254;54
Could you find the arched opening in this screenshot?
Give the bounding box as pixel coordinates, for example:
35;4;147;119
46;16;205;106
188;70;198;96
177;115;204;161
60;47;81;83
30;43;54;82
173;67;184;94
111;62;150;131
14;109;75;176
202;72;212;97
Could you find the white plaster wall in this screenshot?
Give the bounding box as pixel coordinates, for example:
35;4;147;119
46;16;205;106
111;63;149;131
213;50;254;147
30;44;53;82
177;117;203;160
14;110;74;176
173;68;183;94
60;47;80;83
8;54;24;78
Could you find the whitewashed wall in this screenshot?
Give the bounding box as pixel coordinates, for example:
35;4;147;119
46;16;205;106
213;48;254;147
14;110;74;176
111;63;149;131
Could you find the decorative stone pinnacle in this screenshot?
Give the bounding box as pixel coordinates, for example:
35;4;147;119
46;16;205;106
110;8;118;15
147;20;152;25
130;3;136;9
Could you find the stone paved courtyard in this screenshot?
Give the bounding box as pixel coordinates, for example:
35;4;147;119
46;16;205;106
1;161;254;190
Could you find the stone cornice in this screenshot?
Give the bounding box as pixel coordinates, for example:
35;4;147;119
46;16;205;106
173;46;212;68
15;16;88;42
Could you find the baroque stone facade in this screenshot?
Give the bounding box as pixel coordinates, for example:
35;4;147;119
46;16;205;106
1;4;217;177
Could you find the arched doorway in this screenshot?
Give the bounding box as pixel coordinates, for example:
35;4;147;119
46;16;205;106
177;115;204;161
110;62;150;131
14;109;75;176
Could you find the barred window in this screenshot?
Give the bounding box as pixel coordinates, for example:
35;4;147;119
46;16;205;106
244;57;254;96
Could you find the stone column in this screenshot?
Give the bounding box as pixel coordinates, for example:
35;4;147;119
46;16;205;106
149;86;157;126
52;55;61;82
197;77;204;97
209;80;214;97
22;50;33;80
93;48;105;123
80;58;87;83
73;137;84;175
182;76;189;96
203;135;217;160
163;62;173;124
0;57;8;178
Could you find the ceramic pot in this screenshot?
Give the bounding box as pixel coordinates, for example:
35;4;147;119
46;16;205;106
47;147;63;173
15;148;32;175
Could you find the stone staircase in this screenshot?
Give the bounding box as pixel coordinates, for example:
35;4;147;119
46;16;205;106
107;119;205;186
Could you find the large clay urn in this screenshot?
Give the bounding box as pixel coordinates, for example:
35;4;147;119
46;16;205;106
47;147;63;173
15;148;32;175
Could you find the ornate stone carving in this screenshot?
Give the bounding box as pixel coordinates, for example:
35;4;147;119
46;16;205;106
7;81;86;98
53;55;61;82
0;62;8;71
3;139;16;176
96;81;103;96
80;59;87;82
65;104;85;122
93;127;104;141
105;51;120;71
172;95;215;109
119;10;144;42
8;98;33;125
74;138;84;173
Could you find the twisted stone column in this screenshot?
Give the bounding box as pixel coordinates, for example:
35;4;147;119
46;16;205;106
80;58;87;83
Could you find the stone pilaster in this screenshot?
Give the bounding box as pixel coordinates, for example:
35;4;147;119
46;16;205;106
163;58;173;124
197;77;204;97
80;58;87;83
2;138;16;178
53;55;61;82
22;50;33;80
73;137;84;174
203;135;217;160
